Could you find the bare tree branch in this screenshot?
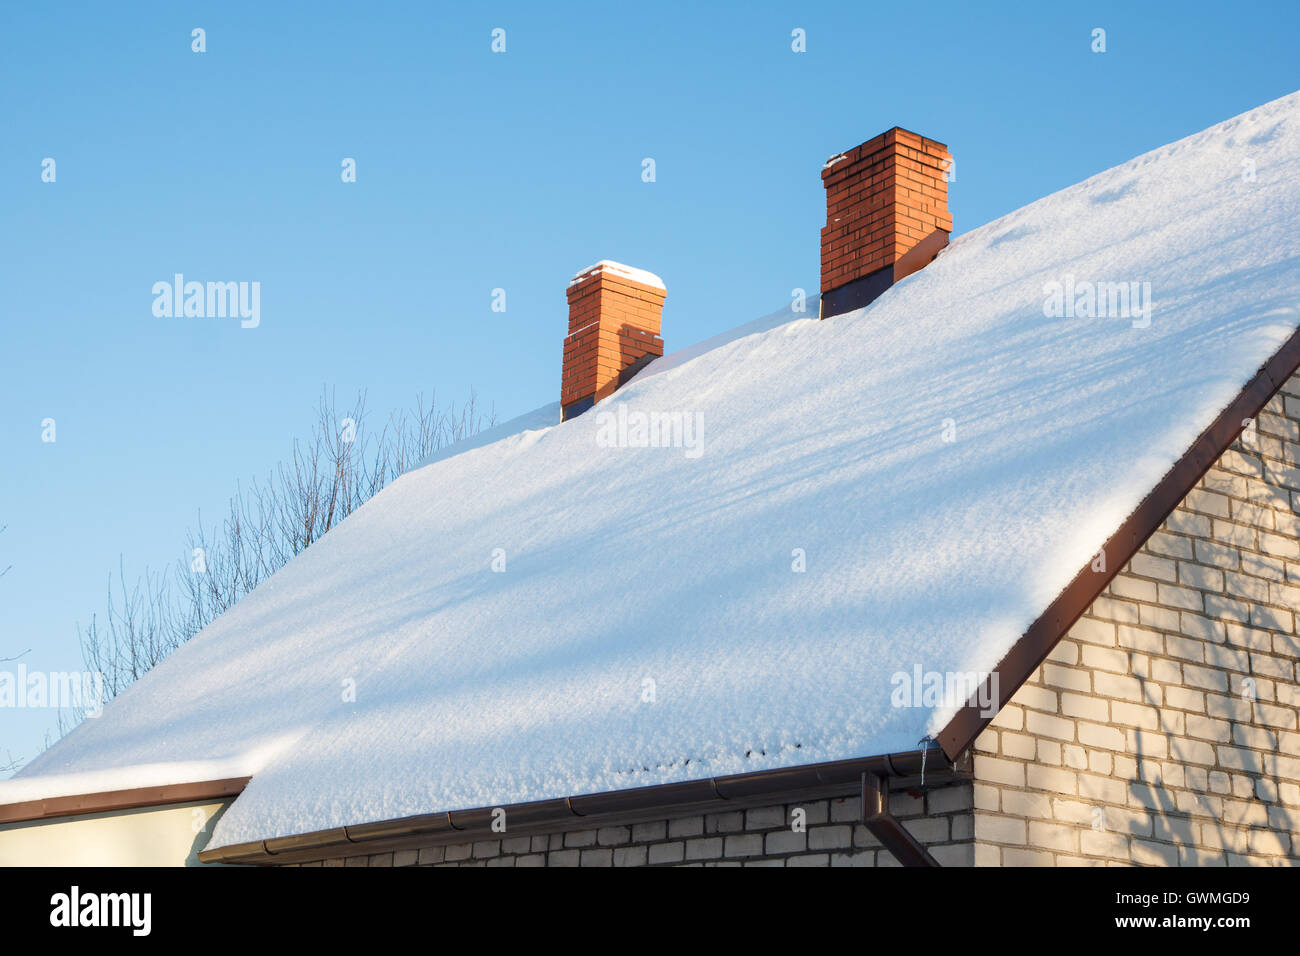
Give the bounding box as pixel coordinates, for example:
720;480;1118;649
76;387;494;711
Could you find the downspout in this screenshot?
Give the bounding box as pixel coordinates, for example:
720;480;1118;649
861;771;940;867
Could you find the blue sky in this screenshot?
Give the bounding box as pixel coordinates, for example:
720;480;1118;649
1;0;1297;771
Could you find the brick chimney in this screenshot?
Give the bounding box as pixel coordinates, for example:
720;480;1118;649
820;128;952;320
561;261;666;420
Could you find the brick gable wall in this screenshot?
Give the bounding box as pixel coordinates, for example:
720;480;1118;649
973;374;1300;865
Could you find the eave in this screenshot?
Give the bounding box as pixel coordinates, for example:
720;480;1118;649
198;747;962;866
0;776;251;825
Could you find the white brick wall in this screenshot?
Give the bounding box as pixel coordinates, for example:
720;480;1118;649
974;376;1300;866
299;784;974;867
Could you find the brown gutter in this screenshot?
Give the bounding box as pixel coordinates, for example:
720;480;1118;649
199;747;961;866
0;776;250;825
937;324;1300;760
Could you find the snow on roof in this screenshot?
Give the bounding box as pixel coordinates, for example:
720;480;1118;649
8;91;1300;848
411;402;561;472
567;259;666;290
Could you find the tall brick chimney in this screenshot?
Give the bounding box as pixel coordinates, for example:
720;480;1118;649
561;260;666;420
820;128;952;320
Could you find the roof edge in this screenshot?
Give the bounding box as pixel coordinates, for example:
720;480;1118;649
199;746;960;865
0;776;251;825
937;322;1300;760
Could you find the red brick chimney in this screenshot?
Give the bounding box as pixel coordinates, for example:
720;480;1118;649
561;260;666;420
820;128;952;319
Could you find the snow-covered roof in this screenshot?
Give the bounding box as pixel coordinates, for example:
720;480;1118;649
8;91;1300;850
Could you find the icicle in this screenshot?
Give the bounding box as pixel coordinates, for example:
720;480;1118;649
917;735;934;787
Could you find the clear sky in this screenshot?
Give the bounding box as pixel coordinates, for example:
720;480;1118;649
1;0;1297;772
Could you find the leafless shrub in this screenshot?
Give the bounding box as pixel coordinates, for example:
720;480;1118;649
78;387;493;702
79;561;180;700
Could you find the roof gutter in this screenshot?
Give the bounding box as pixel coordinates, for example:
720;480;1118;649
938;323;1300;760
199;745;962;866
0;776;250;825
